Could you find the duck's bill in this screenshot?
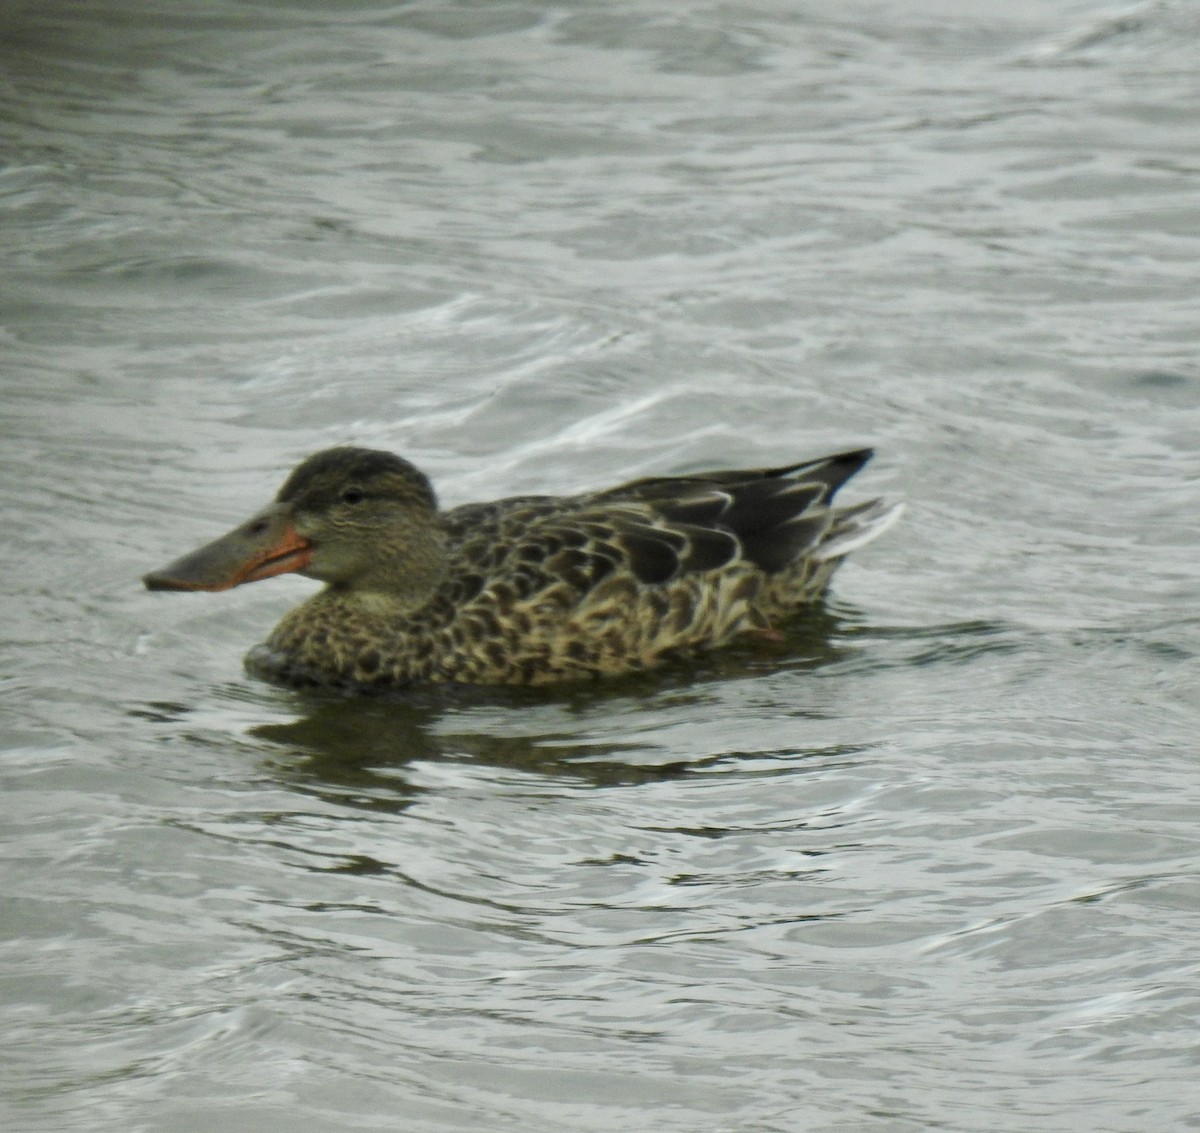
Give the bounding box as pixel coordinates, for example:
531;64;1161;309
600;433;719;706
143;504;312;592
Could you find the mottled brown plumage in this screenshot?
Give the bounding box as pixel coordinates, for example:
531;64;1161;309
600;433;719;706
144;446;900;689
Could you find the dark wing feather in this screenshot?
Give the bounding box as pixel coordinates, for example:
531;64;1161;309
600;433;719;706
739;514;831;572
716;480;825;534
676;524;741;573
751;448;874;500
610;524;685;585
651;491;732;526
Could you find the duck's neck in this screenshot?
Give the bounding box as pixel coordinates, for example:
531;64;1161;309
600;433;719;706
336;522;447;608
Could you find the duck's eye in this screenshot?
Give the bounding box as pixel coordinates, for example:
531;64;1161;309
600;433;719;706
341;487;367;505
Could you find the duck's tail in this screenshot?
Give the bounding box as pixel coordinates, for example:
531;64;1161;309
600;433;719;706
814;498;905;562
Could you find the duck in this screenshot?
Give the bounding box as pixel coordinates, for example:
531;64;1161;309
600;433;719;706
143;445;901;689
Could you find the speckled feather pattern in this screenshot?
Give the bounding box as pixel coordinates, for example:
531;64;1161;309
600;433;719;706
241;447;897;689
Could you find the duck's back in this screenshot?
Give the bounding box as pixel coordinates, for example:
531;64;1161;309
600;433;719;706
417;448;899;684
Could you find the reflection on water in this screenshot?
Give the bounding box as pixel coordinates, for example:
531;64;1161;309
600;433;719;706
256;700;694;798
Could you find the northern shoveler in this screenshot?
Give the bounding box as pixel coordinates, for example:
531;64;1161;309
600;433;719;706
144;446;900;688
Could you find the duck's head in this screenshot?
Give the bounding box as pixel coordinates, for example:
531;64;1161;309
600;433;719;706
143;447;444;598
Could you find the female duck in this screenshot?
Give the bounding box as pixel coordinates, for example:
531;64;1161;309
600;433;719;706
144;446;900;689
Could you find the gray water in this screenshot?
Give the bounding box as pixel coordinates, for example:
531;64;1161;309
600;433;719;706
3;1;1199;1130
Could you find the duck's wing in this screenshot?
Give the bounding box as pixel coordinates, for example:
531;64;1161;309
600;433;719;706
577;447;878;577
443;450;877;602
438;448;892;614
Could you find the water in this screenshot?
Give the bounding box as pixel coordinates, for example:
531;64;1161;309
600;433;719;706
3;1;1199;1129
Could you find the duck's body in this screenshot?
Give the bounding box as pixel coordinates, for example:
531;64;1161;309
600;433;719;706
144;446;900;690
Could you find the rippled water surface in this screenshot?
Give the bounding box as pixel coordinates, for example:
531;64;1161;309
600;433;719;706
3;2;1199;1130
